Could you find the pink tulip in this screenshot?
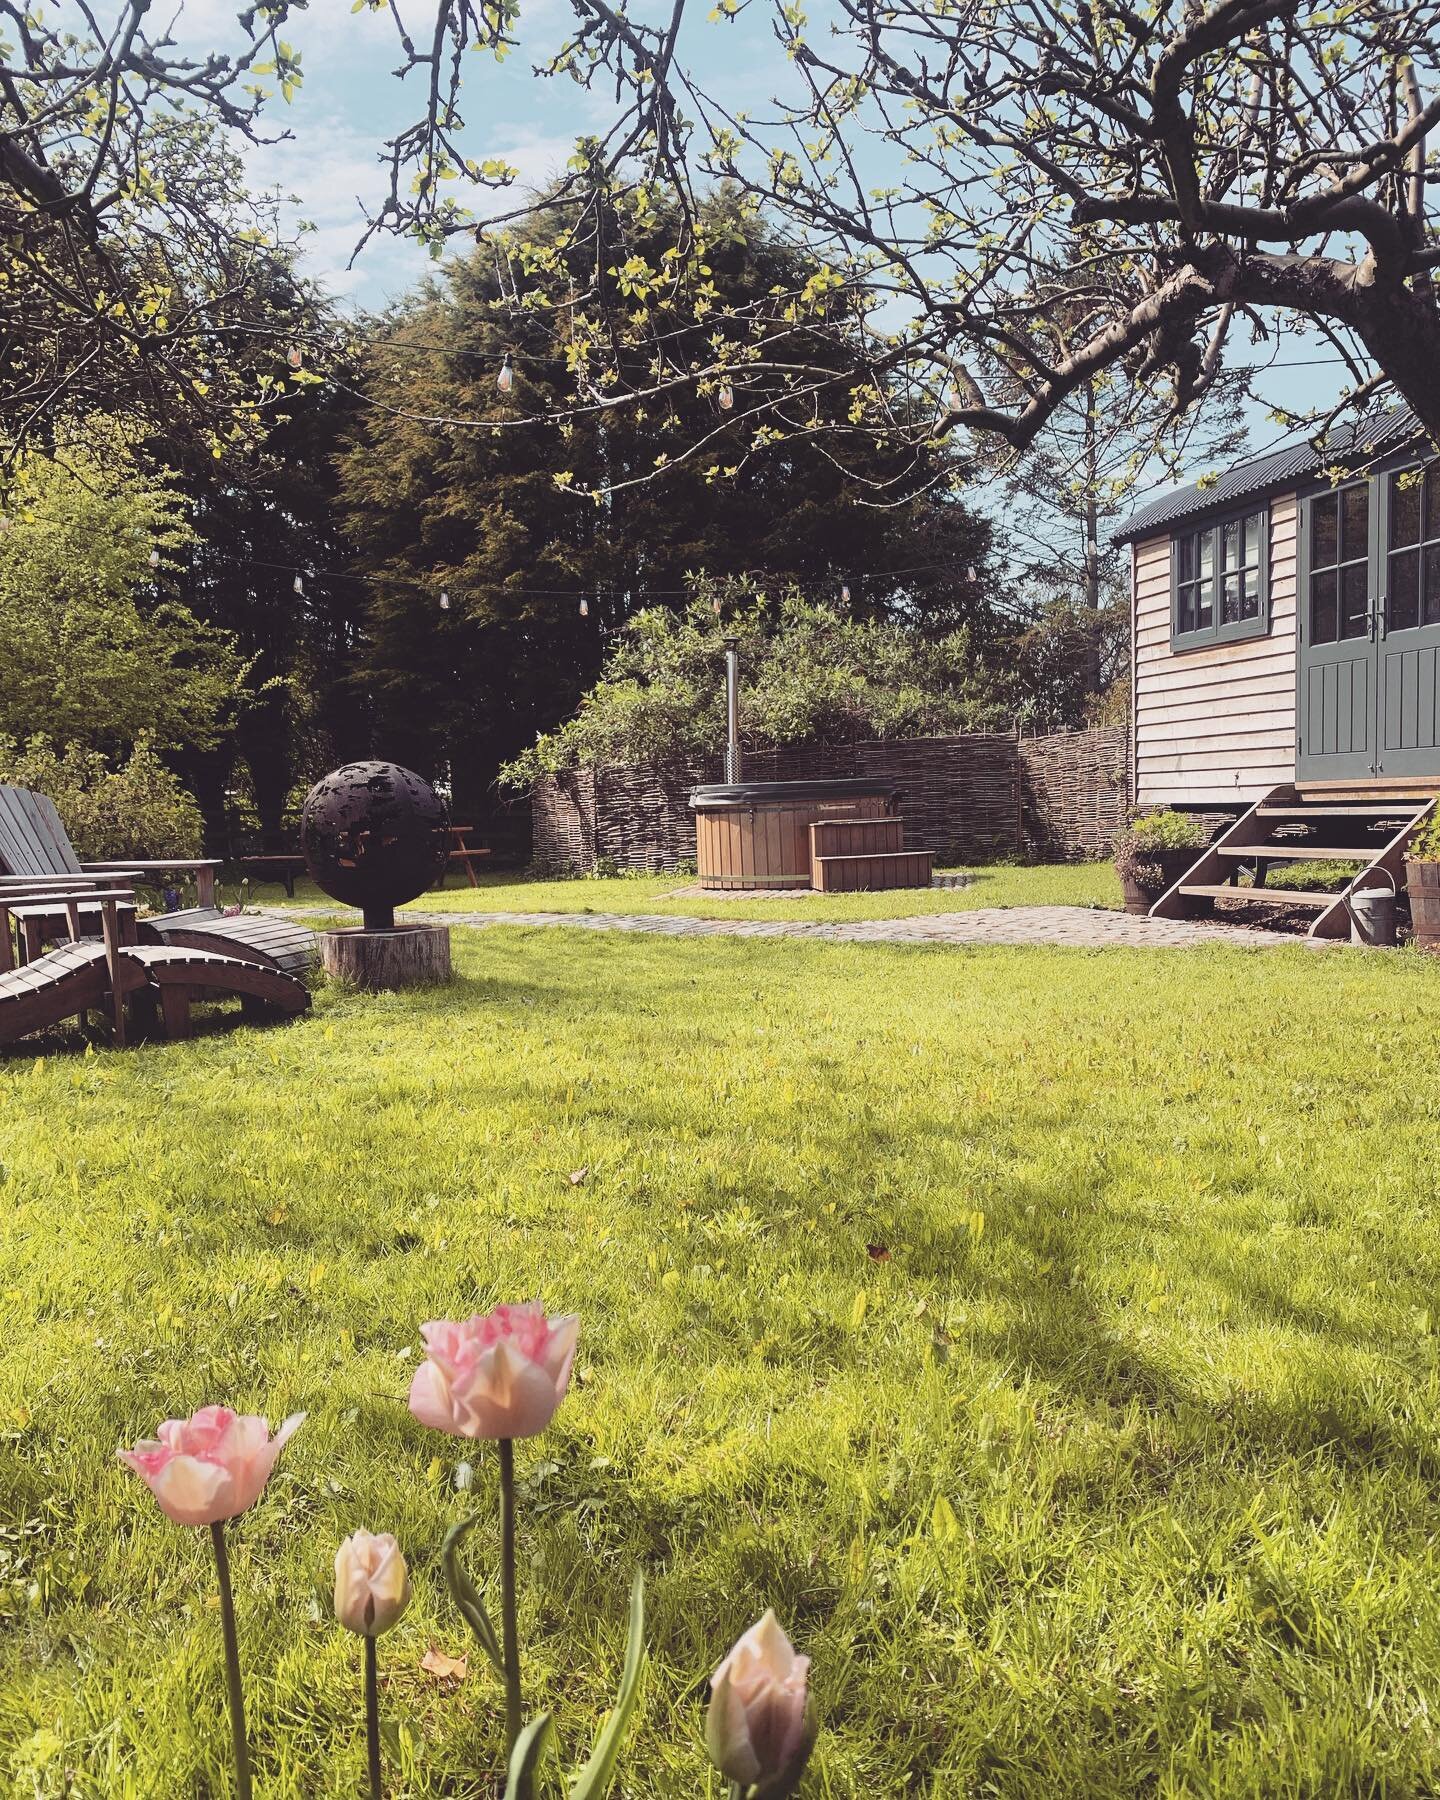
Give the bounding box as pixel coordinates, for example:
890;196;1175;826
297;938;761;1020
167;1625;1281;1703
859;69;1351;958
408;1302;579;1440
706;1611;816;1796
118;1405;306;1527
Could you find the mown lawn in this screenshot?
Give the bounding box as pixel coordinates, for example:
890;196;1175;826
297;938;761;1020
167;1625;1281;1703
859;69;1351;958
244;859;1123;922
4;926;1440;1796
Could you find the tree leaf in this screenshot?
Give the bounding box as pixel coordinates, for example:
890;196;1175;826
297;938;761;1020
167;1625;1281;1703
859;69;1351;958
419;1646;468;1683
442;1512;506;1677
568;1570;647;1800
504;1712;555;1800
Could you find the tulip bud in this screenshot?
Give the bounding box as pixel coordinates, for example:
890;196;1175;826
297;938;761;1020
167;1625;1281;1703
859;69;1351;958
706;1611;816;1798
334;1530;411;1637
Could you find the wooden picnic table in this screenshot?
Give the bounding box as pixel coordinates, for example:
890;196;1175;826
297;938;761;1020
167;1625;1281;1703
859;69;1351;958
238;853;309;897
445;825;491;888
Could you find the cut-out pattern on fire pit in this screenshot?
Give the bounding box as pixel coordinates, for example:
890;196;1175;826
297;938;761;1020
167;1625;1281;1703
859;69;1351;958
300;762;449;929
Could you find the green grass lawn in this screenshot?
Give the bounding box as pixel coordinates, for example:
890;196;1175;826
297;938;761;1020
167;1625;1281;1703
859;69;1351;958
5;927;1440;1796
242;859;1123;922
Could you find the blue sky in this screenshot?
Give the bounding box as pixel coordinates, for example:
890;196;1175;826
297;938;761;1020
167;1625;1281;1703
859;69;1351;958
173;0;776;310
166;0;1349;502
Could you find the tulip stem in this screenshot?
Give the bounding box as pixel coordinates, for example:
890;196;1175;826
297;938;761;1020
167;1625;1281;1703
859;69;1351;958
209;1521;253;1800
497;1437;523;1760
365;1635;383;1800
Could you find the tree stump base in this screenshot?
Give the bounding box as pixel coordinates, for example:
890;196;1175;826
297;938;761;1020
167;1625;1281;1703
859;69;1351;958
319;924;452;991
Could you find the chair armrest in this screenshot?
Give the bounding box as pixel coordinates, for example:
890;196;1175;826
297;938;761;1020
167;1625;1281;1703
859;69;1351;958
82;859;224;872
0;869;148;887
0;874;94;888
0;886;135;906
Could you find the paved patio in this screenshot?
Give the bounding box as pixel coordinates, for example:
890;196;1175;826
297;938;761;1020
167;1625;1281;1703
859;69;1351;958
370;906;1338;950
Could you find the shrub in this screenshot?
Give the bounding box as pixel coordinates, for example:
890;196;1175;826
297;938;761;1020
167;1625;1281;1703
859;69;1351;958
1407;812;1440;863
0;735;203;862
499;579;1009;787
1112;810;1209;886
0;424;248;754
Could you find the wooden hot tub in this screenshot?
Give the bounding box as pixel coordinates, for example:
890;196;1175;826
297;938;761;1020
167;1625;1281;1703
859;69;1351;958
690;779;899;890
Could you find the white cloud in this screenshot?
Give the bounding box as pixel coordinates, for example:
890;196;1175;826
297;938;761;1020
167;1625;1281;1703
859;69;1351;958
244;113;579;309
125;0;652;306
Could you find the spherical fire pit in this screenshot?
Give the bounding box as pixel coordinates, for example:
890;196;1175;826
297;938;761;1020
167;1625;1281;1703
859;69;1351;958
301;760;452;989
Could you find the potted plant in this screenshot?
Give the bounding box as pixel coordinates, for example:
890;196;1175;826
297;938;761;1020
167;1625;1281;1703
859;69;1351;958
1112;810;1210;916
1404;812;1440;953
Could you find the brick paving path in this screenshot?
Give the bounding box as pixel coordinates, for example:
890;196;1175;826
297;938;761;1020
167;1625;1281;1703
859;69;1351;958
305;906;1335;951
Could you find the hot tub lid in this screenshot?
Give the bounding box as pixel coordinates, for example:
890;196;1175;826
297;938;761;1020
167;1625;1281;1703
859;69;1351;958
689;777;900;809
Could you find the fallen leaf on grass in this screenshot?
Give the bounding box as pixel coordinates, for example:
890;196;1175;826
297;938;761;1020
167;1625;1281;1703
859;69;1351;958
569;1168;589;1185
420;1648;468;1684
866;1243;891;1262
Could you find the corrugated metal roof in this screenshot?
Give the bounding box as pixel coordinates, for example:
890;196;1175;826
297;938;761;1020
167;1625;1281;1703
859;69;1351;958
1113;405;1422;544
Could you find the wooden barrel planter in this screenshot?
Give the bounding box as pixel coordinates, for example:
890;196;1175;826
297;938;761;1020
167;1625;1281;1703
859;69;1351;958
691;779;899;890
1117;847;1206;917
1405;859;1440;952
319;923;452;990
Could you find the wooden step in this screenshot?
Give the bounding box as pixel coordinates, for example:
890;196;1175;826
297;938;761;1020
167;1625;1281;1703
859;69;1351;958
1255;804;1424;820
1214;845;1374;862
809;817;905;856
1179;883;1333;908
812;850;933;893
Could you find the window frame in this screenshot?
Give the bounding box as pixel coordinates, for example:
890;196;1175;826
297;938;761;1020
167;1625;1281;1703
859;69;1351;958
1377;457;1440;636
1169;502;1272;653
1296;445;1440;653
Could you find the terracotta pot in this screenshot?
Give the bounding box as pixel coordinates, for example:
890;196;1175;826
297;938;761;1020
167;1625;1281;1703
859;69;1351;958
1405;858;1440;953
1116;846;1204;916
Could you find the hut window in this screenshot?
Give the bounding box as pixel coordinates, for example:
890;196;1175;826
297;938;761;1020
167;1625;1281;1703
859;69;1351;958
1385;463;1440;632
1171;506;1270;650
1307;481;1371;643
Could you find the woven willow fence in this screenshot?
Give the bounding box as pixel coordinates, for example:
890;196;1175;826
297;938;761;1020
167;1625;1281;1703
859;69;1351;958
530;726;1130;875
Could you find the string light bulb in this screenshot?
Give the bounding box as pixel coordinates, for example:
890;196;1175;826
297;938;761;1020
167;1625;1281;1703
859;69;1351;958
496;355;514;395
293;572;304;595
148;548;161;568
287;345;304;370
579;597;590;617
439;590;451;611
718;381;734;411
840;582;851;605
712;595;723;615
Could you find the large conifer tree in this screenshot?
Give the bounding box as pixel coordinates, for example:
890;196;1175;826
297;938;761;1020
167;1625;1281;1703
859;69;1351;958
337;192;994;813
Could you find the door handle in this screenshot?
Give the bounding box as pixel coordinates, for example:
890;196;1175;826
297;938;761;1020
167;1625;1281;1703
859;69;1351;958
1375;595;1387;641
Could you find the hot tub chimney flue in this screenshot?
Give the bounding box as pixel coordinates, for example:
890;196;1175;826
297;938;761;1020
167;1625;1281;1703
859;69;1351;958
724;636;742;783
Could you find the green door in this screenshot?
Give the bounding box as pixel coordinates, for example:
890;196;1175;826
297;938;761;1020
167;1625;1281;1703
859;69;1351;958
1298;460;1440;783
1377;461;1440;778
1297;479;1378;781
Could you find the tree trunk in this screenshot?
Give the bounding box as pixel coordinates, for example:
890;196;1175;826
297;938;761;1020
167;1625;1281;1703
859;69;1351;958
319;924;452;990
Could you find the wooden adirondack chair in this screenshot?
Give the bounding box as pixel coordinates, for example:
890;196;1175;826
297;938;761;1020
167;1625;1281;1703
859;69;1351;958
0;786;315;979
0;881;138;1045
0;784;220;904
0;877;311;1049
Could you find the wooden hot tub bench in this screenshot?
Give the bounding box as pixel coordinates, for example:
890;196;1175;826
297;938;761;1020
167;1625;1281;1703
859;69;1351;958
690;780;934;892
